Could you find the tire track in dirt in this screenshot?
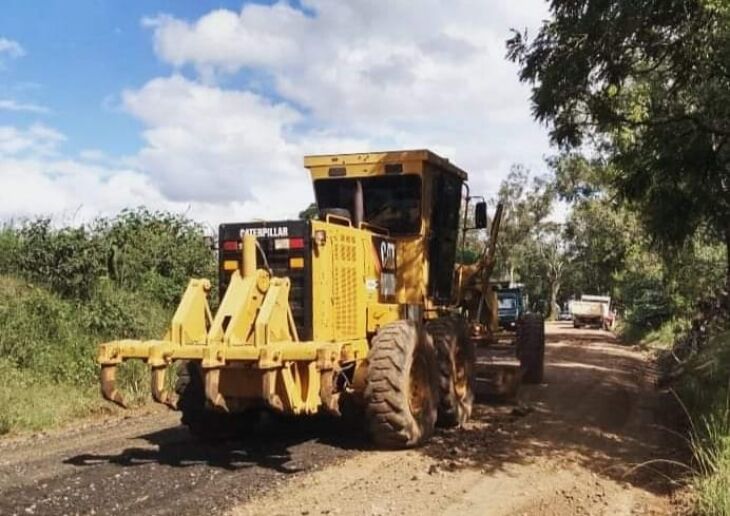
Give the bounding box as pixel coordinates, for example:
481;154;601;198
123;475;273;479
0;408;361;515
233;323;684;515
0;323;684;515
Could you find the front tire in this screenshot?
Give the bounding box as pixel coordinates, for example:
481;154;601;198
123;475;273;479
365;321;438;448
426;317;475;427
516;314;545;384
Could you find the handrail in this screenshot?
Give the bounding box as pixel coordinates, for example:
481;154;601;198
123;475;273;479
359;221;390;235
325;213;352;227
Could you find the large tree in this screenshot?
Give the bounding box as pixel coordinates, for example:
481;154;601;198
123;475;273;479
508;0;730;285
493;165;554;284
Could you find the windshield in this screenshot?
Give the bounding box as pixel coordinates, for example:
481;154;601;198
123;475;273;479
498;296;517;310
314;175;421;235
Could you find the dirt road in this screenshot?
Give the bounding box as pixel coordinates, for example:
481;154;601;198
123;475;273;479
0;323;683;515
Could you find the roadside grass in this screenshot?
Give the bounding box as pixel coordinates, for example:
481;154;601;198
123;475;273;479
0;211;215;436
0;359;101;435
619;318;685;350
0;275;169;435
691;404;730;516
679;330;730;515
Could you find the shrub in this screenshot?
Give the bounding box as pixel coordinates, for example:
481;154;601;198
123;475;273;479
0;209;217;434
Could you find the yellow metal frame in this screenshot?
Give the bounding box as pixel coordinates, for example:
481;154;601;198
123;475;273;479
98;149;495;420
98;234;370;416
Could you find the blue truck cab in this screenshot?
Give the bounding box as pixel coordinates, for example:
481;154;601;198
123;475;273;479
496;287;526;330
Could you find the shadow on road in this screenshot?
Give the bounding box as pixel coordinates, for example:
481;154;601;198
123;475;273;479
422;322;686;497
65;413;366;474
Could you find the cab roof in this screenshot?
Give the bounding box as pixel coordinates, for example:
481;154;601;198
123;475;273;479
303;149;468;180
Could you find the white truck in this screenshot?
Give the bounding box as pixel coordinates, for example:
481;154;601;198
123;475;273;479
569;295;615;330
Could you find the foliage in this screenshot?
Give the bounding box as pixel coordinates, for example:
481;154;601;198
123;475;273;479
93;209;216;307
298;202;319;220
0;209;217;435
679;329;730;515
17;220;105;300
508;0;730;284
0;358;100;435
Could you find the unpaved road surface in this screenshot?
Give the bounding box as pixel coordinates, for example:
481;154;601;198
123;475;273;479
0;323;683;515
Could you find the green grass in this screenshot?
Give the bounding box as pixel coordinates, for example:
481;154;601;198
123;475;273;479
0;211;215;436
618;317;686;350
0;359;102;435
692;405;730;516
0;275;169;435
678;330;730;515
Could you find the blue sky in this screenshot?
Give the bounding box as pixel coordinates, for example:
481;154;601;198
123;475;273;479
0;0;551;225
0;0;259;155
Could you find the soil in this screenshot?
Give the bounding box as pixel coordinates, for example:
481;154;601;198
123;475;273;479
0;323;687;516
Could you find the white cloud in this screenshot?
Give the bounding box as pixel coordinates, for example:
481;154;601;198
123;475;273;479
0;124;64;156
122;74;306;206
0;37;24;59
0;124;308;227
0;99;49;114
0;2;553;227
143;0;552;198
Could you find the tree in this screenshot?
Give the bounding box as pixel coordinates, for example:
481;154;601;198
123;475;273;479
493;165;554;284
298;203;318;220
537;223;568;319
508;0;730;286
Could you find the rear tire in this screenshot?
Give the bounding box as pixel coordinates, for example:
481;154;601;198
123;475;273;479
365;320;438;448
175;361;253;440
426;317;475;427
517;314;545;384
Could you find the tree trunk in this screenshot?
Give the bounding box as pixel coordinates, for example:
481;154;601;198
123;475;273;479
725;228;730;306
548;280;560;320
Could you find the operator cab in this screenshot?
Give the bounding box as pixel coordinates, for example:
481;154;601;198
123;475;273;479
305;150;472;305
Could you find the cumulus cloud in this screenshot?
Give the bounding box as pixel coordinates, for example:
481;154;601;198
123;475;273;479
1;1;552;227
0;37;24;59
0;124;64;156
122;75;305;204
142;0;551;196
0;99;49;114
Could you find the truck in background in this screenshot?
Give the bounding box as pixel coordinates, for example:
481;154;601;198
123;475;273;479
569;295;615;330
495;286;526;330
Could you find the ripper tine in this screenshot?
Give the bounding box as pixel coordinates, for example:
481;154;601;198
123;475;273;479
151;366;177;410
100;365;128;409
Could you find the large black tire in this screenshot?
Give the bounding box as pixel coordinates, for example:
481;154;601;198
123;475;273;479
175;361;246;440
365;320;438;448
516;314;545;384
426;317;475;427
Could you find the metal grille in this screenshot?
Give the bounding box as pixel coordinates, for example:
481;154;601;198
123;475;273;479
218;221;312;340
332;233;358;337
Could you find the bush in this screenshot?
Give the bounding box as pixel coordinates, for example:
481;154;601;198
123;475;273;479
94;209;216;307
675;328;730;515
16;219;105;300
0;209;217;435
0;358;100;434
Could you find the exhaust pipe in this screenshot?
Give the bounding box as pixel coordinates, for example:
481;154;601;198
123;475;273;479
100;365;128;408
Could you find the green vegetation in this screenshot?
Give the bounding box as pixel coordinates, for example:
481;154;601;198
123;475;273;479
0;210;215;435
506;0;730;512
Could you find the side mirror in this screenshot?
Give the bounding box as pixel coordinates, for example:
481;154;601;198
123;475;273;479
474;201;488;229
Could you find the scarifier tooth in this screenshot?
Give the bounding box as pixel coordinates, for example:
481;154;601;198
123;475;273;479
100;365;128;408
151;367;178;410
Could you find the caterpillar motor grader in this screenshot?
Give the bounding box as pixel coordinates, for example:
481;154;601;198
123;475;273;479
97;149;544;448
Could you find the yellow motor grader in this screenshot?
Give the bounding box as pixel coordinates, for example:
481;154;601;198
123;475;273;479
97;150;544;448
